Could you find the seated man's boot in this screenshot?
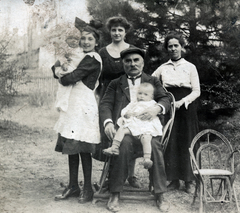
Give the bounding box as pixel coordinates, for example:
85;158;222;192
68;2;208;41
155;192;170;212
107;192;120;212
167;180;180;191
127;176;142;188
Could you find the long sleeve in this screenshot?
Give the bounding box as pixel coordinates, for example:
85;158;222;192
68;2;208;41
61;54;101;86
99;79;117;124
182;66;200;108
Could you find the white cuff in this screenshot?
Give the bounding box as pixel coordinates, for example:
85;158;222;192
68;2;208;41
157;104;166;115
103;119;113;128
183;97;191;109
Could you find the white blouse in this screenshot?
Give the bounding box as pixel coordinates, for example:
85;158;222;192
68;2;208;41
152;58;200;109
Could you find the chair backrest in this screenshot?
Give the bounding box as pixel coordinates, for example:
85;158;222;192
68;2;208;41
189;129;235;176
160;92;175;153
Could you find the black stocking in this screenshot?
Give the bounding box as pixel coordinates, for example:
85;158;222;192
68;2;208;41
80;153;92;190
68;154;79;189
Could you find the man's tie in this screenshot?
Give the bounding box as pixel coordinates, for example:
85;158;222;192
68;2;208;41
127;75;141;85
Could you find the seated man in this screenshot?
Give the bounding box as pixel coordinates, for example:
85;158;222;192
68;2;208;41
99;47;171;212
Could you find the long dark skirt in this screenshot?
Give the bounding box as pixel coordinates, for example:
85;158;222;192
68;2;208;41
164;87;199;182
55;134;96;155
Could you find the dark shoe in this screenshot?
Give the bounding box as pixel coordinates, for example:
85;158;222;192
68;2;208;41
167;180;180;191
55;186;80;201
185;181;195;194
155;193;170;212
127;176;142;188
78;188;94;204
107;192;120;212
155;192;162;208
103;179;109;188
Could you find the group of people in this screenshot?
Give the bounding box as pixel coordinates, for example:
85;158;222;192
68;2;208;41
51;16;200;212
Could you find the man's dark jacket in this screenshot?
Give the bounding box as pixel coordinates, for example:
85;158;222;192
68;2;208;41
99;72;171;126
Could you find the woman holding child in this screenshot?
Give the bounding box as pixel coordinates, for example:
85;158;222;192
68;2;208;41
152;32;200;193
52;23;102;203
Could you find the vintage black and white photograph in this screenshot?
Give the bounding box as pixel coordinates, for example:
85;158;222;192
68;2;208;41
1;0;240;212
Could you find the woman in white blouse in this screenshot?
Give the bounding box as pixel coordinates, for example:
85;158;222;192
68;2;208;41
152;32;200;193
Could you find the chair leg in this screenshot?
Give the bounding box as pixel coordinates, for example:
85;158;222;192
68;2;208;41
226;178;232;202
233;183;240;213
210;178;214;196
92;157;111;204
199;182;204;213
192;180;199;206
97;157;111;193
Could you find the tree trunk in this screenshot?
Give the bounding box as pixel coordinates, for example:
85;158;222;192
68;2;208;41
188;1;198;51
27;6;33;68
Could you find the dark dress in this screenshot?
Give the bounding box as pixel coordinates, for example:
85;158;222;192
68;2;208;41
97;45;135;100
164;87;199;182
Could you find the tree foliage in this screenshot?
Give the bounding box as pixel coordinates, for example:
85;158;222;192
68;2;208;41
0;35;25;111
86;0;240;112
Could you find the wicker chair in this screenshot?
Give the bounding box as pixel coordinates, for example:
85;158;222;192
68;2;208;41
189;129;240;213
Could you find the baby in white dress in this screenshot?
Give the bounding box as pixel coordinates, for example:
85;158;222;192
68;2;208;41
54;28;84;112
103;82;163;169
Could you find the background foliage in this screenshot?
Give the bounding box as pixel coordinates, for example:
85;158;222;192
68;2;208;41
86;0;240;116
0;35;26;111
2;0;240;118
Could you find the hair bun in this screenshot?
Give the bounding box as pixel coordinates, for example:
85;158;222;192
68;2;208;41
89;20;103;30
75;17;102;40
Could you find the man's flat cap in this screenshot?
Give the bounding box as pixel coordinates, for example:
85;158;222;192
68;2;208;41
120;47;145;59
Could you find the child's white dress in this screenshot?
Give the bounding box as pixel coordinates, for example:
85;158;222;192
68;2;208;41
117;100;163;137
55;47;84;112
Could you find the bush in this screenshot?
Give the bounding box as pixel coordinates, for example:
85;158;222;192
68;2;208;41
199;80;240;122
0;39;26;111
28;90;52;107
201;81;240;110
